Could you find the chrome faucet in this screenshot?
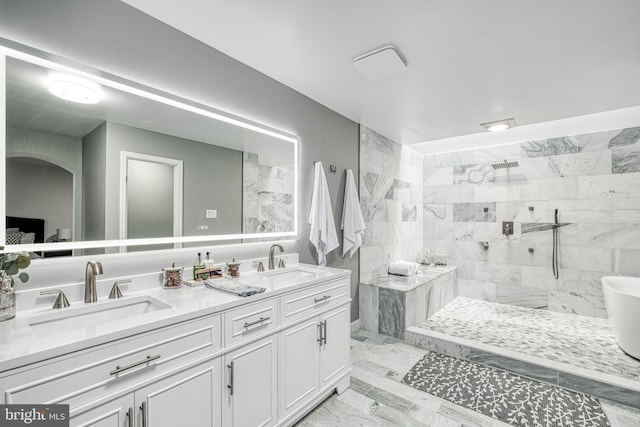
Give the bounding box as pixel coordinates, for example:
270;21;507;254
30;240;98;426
84;260;104;303
268;244;284;270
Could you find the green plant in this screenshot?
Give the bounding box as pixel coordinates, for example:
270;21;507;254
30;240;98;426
0;246;30;285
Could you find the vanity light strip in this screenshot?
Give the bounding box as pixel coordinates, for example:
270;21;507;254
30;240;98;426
0;46;298;144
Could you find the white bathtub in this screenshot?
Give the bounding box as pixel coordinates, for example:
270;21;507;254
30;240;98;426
602;276;640;360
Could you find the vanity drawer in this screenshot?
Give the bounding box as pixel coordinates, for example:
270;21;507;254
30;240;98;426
1;314;221;409
280;278;349;325
224;298;278;346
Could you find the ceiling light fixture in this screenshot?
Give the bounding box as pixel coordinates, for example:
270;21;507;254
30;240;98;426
481;118;516;132
48;73;102;104
353;45;407;82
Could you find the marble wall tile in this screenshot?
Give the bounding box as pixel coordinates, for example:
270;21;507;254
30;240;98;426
423;204;451;223
426;272;458;317
521;136;582;158
361;172;394;201
423;167;454;186
611;198;640;223
453;163;495;184
401;145;424;166
561;223;640;249
471;143;522;164
474;262;521;286
495;285;548;309
520;265;579;292
496;201;549;223
425;184;474;203
360;196;388;222
432;151;475;168
473;181;525;202
576;128;628;151
613;249;640;274
578;172;640;199
452;202;496;222
487;241;550;268
534;150;611;178
576;270;618;297
548;291;607;318
401;203;419;222
399;162;423;186
529;177;579;201
361;145;400;177
560;246;612;272
359;284;379;333
360;125;399;158
360;246;385;284
378;288;405;339
612;143;640;174
456;279;497;301
362;222;395;246
607;126;640;148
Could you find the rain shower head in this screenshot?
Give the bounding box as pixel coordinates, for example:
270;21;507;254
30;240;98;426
492;160;519;169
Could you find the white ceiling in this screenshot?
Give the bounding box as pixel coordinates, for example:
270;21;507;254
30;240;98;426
122;0;640;151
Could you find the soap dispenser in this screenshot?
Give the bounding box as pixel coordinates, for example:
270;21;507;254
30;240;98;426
193;252;206;280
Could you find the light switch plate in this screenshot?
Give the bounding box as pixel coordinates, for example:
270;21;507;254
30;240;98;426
206;209;217;219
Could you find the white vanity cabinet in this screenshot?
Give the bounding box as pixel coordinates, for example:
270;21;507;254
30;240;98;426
0;267;351;427
278;278;350;423
70;358;222;427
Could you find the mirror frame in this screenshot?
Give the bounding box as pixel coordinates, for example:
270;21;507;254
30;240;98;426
1;40;299;254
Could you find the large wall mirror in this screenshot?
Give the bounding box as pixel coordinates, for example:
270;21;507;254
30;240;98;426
2;45;298;257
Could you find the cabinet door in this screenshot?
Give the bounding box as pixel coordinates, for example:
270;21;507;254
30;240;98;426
224;335;278;427
136;358;222;427
279;319;320;419
319;305;350;388
70;394;133;427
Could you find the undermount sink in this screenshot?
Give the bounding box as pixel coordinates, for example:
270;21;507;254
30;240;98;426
263;266;329;281
28;295;172;337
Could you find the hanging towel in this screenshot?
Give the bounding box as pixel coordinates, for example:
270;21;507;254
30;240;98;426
309;161;339;266
341;169;366;258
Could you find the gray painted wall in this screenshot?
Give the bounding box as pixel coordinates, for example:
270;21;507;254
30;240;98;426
104;122;243;240
7;125;83;241
6;159;73;239
0;0;361;320
82;123;107;245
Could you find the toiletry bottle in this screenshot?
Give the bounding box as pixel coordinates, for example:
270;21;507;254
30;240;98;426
205;251;214;268
193;252;205;280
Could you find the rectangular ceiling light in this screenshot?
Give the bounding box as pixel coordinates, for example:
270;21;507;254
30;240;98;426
353;45;407;82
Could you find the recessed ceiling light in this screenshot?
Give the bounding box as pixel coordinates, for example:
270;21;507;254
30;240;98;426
48;73;102;104
353;45;407;82
481;118;516;132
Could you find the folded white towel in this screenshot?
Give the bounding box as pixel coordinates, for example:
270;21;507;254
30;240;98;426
388;260;420;276
341;169;366;258
309;162;339;266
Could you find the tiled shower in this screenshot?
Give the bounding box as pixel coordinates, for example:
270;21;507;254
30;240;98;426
360;124;640;319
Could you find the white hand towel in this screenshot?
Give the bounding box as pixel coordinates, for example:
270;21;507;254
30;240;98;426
309;162;339;266
388;260;420;276
341;169;366;258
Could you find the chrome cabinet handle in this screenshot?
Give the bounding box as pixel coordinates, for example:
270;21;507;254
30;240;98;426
110;354;160;376
140;401;147;427
317;323;323;345
243;316;270;329
228;361;234;396
323;321;327;345
314;295;331;304
126;407;133;427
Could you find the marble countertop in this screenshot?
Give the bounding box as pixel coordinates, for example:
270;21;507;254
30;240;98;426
362;265;457;291
0;263;350;373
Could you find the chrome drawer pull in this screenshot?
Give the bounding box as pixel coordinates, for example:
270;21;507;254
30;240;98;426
110;354;161;376
228;361;234;396
314;295;331;304
140;401;147;427
243;316;270;329
126;407;133;427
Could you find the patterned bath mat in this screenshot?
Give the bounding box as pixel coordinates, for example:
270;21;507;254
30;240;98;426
402;352;610;426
